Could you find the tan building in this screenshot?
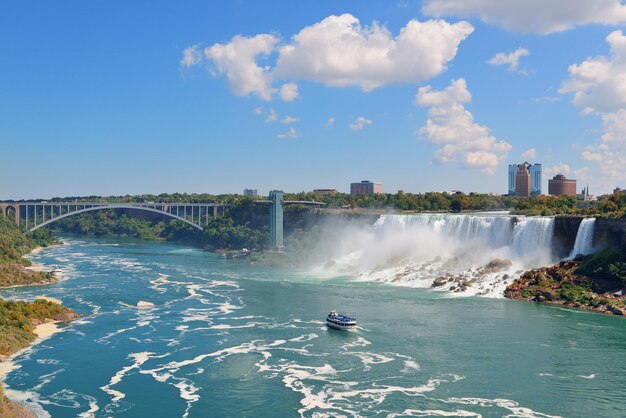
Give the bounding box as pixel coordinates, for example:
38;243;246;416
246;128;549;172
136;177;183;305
548;174;577;196
515;164;531;197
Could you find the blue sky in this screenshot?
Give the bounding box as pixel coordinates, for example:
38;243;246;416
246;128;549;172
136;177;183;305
2;0;625;199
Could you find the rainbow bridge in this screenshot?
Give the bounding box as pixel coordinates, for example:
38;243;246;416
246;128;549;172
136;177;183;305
0;202;230;232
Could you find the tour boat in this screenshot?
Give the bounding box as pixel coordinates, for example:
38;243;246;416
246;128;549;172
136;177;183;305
326;310;357;331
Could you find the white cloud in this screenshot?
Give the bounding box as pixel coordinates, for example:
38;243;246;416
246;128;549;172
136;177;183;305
281;115;300;124
422;0;626;34
325;117;335;128
349;117;373;131
180;45;202;68
560;30;626;114
253;106;263;115
265;108;278;123
203;34;278;100
415;78;512;174
521;148;536;160
275;14;474;91
544;163;572;178
279;83;299;101
531;96;560;103
277;127;300;139
560;31;626;190
488;48;529;72
185;14;473;99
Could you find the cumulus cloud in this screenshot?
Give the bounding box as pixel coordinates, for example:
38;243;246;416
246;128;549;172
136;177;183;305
253;106;263;115
281;115;300;124
277;127;300;139
544;163;572;177
560;30;626;188
349;117;373;131
422;0;626;34
274;14;474;91
265;108;278;123
204;34;278;100
180;45;203;68
415;78;512;174
325;117;335;128
183;14;474;99
560;30;626;114
521;148;536;160
279;82;299;101
488;48;529;73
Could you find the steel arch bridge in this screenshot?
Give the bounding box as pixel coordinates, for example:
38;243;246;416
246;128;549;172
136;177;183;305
0;202;230;232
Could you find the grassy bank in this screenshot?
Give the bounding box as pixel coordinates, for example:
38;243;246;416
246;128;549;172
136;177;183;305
0;219;76;417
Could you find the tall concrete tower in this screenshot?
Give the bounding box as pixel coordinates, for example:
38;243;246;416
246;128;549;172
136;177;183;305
269;190;284;250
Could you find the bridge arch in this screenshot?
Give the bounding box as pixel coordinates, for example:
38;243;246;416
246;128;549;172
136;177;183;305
29;204;204;232
2;204;20;227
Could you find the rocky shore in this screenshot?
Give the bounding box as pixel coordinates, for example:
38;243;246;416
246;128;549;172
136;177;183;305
505;259;626;316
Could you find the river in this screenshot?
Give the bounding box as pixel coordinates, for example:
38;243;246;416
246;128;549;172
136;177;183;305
1;236;625;417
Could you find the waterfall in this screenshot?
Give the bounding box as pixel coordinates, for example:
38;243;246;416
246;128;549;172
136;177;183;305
510;217;555;257
317;213;560;297
375;213;554;255
569;218;596;258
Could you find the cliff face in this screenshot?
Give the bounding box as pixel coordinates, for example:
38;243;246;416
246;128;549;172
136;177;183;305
553;217;626;258
553;217;582;259
594;218;626;247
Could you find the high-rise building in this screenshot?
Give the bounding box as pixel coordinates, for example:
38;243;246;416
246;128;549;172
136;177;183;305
509;163;541;195
515;164;531;197
350;180;383;195
508;164;517;195
548;175;577;196
529;163;542;195
243;189;258;196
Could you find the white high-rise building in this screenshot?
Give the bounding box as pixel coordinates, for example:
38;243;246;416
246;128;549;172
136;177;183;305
529;163;542;195
508;164;517;194
508;163;542;195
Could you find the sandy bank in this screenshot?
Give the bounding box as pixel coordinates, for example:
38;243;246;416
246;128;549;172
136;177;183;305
0;320;65;382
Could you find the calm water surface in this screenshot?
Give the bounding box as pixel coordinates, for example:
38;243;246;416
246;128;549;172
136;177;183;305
1;237;625;417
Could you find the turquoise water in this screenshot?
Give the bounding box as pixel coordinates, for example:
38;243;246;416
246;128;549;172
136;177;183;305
1;237;625;417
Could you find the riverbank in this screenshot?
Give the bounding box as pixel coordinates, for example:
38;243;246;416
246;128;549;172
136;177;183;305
505;251;626;315
0;297;78;418
0;220;77;416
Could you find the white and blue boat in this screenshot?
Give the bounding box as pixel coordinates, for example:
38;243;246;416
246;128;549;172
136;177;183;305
326;310;357;331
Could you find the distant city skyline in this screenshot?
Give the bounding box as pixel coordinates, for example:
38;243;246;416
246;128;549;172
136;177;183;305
2;1;625;200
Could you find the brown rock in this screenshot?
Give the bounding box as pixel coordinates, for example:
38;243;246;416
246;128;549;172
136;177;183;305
52;312;78;322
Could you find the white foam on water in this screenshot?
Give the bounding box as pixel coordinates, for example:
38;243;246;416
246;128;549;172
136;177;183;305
388;409;480;417
444;397;562;418
402;360;421;372
100;352;155;402
172;378;200;418
3;388;52;417
340;336;371;351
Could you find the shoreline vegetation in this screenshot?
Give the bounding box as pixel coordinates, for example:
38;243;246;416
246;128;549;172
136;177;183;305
505;246;626;316
0;219;78;417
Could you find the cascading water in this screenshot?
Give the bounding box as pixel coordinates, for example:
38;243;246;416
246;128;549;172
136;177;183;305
569;218;596;259
315;213;558;297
